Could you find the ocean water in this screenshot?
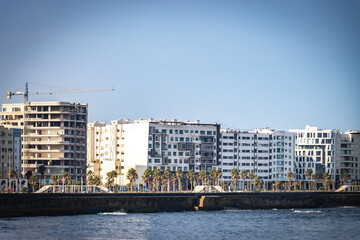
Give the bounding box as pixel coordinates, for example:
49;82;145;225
1;208;359;240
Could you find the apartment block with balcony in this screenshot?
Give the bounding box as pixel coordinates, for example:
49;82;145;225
219;128;295;186
0;102;87;181
0;126;22;179
290;125;340;182
87;119;220;186
335;131;360;182
147;119;220;173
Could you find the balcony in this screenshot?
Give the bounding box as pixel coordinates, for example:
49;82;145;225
22;164;38;168
22;141;71;145
24;149;68;153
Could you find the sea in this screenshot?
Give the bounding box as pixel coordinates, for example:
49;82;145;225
0;208;359;240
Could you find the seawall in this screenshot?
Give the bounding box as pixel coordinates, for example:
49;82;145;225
1;192;359;217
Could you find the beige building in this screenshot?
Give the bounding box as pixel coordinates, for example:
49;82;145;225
0;101;87;182
87;120;122;185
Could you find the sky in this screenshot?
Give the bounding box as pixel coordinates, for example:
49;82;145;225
0;0;359;131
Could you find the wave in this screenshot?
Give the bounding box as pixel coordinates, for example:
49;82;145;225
224;209;252;212
98;211;127;216
293;210;321;213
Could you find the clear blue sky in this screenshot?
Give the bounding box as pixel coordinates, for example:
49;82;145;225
0;0;359;131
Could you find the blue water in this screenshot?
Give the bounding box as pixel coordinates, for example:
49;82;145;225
1;208;359;239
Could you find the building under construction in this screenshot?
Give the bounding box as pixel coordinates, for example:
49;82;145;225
0;101;88;182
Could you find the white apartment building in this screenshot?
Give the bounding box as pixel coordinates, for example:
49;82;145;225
290;125;339;181
219;128;295;187
290;126;360;183
0;102;87;182
87;119;220;186
87;120;124;185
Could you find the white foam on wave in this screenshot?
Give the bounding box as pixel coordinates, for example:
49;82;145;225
224;209;252;212
98;211;127;216
293;210;321;213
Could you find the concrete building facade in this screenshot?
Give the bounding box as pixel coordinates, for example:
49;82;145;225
0;126;22;179
290;125;339;182
219;128;295;187
87;119;220;185
336;131;360;182
0;102;87;182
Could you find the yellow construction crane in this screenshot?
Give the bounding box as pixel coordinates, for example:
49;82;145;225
7;82;114;102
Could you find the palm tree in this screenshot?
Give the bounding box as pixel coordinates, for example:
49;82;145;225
322;172;330;191
293;181;298;191
142;168;152;192
126;168;138;192
160;174;166;192
313;173;319;191
342;172;349;186
287;171;294;191
216;169;222;186
152;167;161;192
62;171;71;192
198;170;206;186
126;183;132;191
230;168;239;191
29;174;38;192
162;168;171;192
209;169;217;186
106;170;118;191
93;176;101;187
254;177;262;191
248;171;255;191
275;180;281;192
87;170;94;185
187;170;195;191
38;164;46;187
170;174;177;191
176;169;183;192
305;168;313;191
240;170;247;191
298;180;303;191
50;175;59;185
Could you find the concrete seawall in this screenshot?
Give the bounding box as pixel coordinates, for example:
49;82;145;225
1;192;359;217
